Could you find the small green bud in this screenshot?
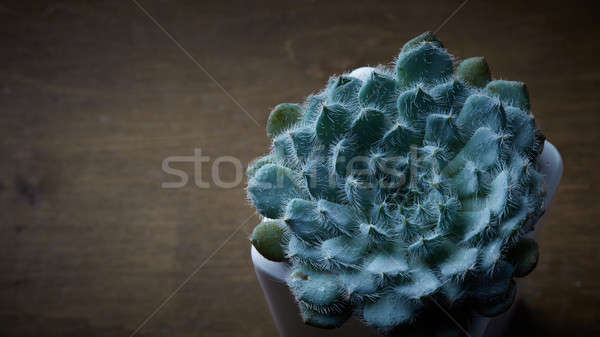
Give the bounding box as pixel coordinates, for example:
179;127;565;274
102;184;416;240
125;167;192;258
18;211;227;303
401;31;443;54
266;103;302;138
456;57;491;88
251;219;289;262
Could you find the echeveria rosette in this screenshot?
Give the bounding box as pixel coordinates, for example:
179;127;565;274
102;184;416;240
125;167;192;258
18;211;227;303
247;32;545;334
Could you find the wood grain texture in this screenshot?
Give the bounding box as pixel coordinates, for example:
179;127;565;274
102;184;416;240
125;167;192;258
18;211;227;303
0;0;599;336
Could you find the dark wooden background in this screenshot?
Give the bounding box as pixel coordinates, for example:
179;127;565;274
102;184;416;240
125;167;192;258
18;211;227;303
1;0;599;336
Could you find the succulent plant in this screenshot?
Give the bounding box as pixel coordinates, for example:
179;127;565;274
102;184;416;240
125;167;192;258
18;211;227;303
247;32;545;334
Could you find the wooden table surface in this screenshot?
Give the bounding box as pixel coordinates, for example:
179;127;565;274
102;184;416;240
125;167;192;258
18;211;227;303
1;0;599;336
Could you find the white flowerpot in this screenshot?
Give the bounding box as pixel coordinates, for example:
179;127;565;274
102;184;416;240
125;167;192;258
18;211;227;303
252;141;563;337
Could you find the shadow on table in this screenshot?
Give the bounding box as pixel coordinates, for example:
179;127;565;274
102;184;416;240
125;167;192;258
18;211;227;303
504;300;597;337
